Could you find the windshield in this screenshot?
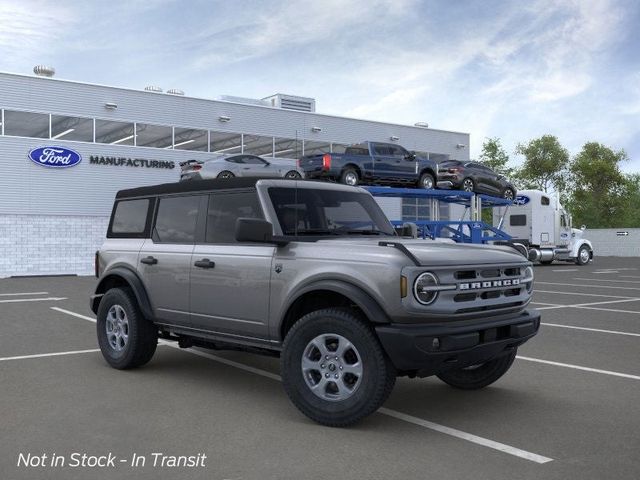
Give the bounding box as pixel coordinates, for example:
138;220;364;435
268;187;395;237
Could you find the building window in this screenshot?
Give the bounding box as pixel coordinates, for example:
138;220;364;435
243;134;274;156
136;123;173;149
274;137;302;158
210;131;243;154
3;110;49;138
173;127;208;151
95;119;135;145
51;115;94;142
303;140;330;156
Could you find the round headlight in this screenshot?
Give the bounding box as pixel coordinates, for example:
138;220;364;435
524;266;534;293
414;272;439;305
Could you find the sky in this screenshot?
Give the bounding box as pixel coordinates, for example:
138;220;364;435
1;0;639;171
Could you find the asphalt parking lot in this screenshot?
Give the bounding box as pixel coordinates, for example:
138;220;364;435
1;257;640;480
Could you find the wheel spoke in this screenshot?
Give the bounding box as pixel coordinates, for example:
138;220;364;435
342;362;363;377
302;356;320;372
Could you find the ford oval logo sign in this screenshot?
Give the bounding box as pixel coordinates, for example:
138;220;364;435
28;146;82;168
513;195;530;206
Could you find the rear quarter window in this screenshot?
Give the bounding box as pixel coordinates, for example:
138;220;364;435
108;198;152;238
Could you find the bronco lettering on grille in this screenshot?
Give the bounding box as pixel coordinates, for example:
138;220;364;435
459;279;521;290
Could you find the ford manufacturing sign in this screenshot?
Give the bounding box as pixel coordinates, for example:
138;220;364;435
28;146;82;168
513;195;530;206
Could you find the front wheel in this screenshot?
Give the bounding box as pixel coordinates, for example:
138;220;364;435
418;172;435;189
281;308;396;427
436;349;517;390
576;245;591;265
97;287;158;370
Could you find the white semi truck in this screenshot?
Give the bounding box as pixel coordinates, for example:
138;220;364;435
493;189;594;265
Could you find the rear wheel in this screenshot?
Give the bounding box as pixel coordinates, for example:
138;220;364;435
281;308;396;427
436;349;517;390
461;178;475;192
285;170;302;179
576;245;591;265
418;172;435;189
340;168;359;186
217;170;235;179
97;288;157;369
502;187;515;200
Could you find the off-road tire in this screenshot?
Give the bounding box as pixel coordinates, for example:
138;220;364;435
281;308;396;427
436;349;517;390
97;287;158;370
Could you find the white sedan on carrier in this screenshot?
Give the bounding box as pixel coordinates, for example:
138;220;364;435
180;154;304;181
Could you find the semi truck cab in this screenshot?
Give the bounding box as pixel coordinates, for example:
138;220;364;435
494;189;593;265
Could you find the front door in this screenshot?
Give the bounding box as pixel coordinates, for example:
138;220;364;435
189;190;273;340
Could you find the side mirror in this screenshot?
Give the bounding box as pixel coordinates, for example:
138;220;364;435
404;153;416;161
235;218;288;245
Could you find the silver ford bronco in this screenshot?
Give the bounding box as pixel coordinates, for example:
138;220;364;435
91;178;539;426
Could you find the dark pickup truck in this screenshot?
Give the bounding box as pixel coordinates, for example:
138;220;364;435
298;141;439;189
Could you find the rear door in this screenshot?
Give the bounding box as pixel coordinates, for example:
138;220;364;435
138;194;204;326
189;189;273;340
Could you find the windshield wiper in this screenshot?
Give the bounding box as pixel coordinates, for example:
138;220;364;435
340;230;389;235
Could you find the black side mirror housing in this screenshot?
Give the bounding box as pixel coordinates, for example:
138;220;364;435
235;218;288;245
405;153;416;161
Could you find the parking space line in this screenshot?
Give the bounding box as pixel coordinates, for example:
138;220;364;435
0;291;49;296
50;307;553;464
0;349;100;362
551;269;578;272
573;278;640;284
541;322;640;337
378;408;553;464
620;275;640;279
0;297;67;304
573;305;640;315
517;356;640;381
535;290;638;299
533;298;640;312
536;281;640;291
51;307;96;323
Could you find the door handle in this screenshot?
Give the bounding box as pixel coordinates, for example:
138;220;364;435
140;256;158;265
194;259;215;269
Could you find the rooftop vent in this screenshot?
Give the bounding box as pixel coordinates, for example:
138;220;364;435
33;65;55;77
144;85;163;93
167;88;184;96
262;94;316;112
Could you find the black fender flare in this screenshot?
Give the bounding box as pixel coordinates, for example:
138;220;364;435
91;267;154;319
282;279;391;327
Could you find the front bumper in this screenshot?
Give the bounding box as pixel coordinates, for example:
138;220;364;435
375;309;540;376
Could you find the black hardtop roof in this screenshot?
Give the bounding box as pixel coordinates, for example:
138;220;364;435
116;177;270;199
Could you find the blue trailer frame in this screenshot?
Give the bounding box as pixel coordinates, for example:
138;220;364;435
363;187;513;244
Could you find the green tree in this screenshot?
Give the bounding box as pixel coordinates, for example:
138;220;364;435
567;142;628;228
479;137;514;177
514;135;569;192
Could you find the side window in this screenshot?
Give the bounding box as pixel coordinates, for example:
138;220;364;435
541;196;550;206
154;196;200;244
510;215;527;226
372;144;390;156
110;199;150;236
390;145;409;157
242;156;267;165
205;191;263;243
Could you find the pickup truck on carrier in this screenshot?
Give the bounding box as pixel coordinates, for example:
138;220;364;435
298;141;439;189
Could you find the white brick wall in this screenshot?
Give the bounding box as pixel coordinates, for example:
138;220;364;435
0;214;109;277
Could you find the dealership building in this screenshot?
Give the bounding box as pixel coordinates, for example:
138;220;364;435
0;69;470;277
